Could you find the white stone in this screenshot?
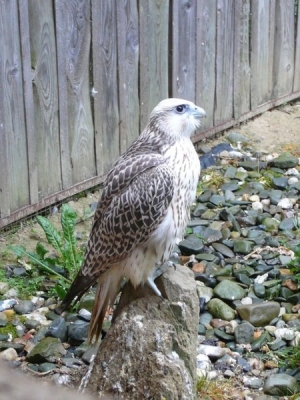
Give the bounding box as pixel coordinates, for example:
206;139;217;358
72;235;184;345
274;328;295;341
249;195;260;202
277;198;293;209
196;354;211;371
254;273;268;284
0;348;18;361
252;201;263;212
198;345;226;360
265;325;277;334
285;168;300;176
225;320;238;334
78;308;92;319
265;155;274;162
197;286;213;303
290;331;300;346
3;289;18;299
261;199;270;206
241;296;253;305
288;177;299;185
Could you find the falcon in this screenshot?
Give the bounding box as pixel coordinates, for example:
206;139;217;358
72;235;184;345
56;98;206;342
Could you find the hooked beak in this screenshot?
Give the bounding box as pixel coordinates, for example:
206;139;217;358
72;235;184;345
191;106;206;120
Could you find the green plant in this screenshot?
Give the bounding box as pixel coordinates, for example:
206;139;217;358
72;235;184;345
289;242;300;287
8;204;84;299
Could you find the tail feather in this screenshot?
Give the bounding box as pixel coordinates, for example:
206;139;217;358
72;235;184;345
55;271;96;315
88;267;123;343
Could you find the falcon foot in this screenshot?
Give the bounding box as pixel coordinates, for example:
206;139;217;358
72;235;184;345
146;261;176;298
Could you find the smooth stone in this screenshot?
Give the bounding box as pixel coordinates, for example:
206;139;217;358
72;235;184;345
198;189;213;203
219;209;241;233
197;286;214;303
263;373;298;396
193;203;207;217
279;217;295;231
199;312;213;325
201;228;223;244
201;209;218;220
236;301;280;326
272;177;288;189
12;267;27;277
234;273;251;286
220;182;239;191
224;166;237;179
269;338;287;351
224;190;236;202
238;161;264;171
251;331;272;351
234;321;255;344
262;217;280;233
287;293;300;305
209;194;225;206
277;198;294;209
274;328;295;341
194;274;218;288
0;348;18;361
243;376;263;389
14;300;35;315
233;240;254;254
39;362;56;372
207;298;235;321
211;242;234;258
213;280;246;301
198;344;226;361
213;328;234;342
227;131;249;144
26;337;66;363
269;153;299;169
0;282;9;295
178;235;204;256
253;283;266;298
24;319;41;330
235;171;248;181
195;253;217;262
0;299;17;312
68;320;89;343
45;316;68;342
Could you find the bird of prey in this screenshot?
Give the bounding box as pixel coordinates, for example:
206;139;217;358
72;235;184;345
56;98;206;342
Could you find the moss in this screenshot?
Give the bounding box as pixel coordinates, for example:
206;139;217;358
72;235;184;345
0;324;18;339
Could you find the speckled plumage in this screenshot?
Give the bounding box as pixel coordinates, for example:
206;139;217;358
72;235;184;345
56;98;206;341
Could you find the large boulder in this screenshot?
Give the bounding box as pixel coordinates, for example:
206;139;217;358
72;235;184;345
86;264;199;400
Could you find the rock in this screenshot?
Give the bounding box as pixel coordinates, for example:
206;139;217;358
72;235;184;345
233;240;254;254
234;321;255;344
86;264;199;400
198;344;226;361
207;298;236;321
0;299;17;312
261;218;280;233
236;302;280;327
45;316;68;342
269;153;299;169
0;282;9;295
263;373;298;396
178;235;204;255
0;347;18;361
277;197;294;209
14;300;35;314
26;337;67;363
211;242;235;258
227;131;249;145
68;320;89;343
213;280;246;301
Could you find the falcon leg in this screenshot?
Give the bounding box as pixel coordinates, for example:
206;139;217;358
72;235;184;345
146;261;176;298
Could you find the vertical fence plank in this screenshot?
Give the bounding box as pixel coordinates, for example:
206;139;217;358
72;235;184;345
19;0;38;205
251;0;272;109
56;0;96;185
28;0;62;199
214;0;234;124
92;0;120;175
294;0;300;91
196;0;217;130
117;0;139;154
139;0;169;130
233;0;250;119
272;0;295;98
172;0;196;102
0;0;29;214
55;0;72;189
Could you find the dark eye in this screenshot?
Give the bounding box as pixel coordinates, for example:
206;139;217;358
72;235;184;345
175;104;187;114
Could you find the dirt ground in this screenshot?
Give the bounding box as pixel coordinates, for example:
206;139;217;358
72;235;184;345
1;100;300;262
205;100;300;156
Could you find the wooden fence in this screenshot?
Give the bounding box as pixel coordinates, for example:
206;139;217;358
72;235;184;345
0;0;300;229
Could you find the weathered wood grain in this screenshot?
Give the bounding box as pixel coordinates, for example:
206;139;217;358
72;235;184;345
55;0;72;189
56;0;96;185
117;0;140;154
0;0;29;215
272;0;295;98
294;0;300;91
92;0;120;175
214;0;234;124
19;0;39;205
139;0;169;130
196;0;216;130
251;0;272;108
172;0;196;102
28;0;62;199
233;0;250;119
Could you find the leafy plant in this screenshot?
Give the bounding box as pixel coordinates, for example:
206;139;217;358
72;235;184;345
289;242;300;287
8;204;84;299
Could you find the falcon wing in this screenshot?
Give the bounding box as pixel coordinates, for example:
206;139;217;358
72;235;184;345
57;155;174;311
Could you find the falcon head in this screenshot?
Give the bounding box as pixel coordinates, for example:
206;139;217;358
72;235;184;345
150;98;206;139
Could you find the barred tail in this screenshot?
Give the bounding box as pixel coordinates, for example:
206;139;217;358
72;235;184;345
88;266;123;343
